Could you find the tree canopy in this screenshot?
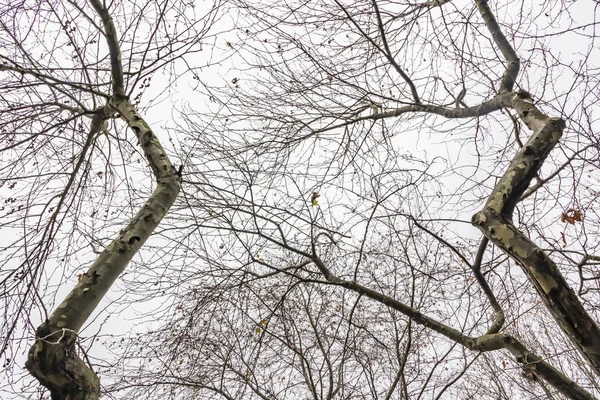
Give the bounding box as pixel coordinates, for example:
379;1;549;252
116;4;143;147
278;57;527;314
1;0;600;399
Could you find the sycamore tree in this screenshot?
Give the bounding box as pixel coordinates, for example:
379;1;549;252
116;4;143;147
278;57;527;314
104;0;600;399
0;0;221;398
2;0;600;400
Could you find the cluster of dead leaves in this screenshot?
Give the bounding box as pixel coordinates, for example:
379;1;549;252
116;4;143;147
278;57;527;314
560;209;583;248
311;191;320;206
560;209;582;225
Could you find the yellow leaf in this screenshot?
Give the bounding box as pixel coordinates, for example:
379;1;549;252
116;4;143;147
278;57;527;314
311;191;320;206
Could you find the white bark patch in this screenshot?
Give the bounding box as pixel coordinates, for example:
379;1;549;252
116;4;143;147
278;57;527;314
510;239;530;258
529;266;559;293
489;223;514;242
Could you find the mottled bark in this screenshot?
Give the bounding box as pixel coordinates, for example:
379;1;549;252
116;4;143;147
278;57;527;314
310;254;598;399
472;93;600;376
26;324;100;400
26;98;181;400
470;0;600;387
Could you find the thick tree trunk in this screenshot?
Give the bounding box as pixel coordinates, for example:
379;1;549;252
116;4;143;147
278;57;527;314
473;93;600;376
26;99;181;399
26;98;181;399
26;322;100;400
25;2;181;397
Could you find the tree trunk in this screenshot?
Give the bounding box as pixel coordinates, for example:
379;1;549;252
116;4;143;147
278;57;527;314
25;1;182;397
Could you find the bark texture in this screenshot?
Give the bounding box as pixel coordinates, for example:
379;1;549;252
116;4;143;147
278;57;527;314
472;93;600;376
26;98;181;399
26;1;182;398
26;323;100;400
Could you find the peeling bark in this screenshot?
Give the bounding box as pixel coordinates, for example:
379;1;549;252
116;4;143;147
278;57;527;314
469;0;600;385
473;93;600;376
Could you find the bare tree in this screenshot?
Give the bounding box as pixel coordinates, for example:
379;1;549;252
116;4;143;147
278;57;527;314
1;0;220;398
3;0;600;399
104;0;600;399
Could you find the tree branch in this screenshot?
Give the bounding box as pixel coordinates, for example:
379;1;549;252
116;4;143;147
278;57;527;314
474;0;520;92
473;93;600;376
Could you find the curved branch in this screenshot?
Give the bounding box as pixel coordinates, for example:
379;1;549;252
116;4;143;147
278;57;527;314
473;93;600;376
371;0;421;104
474;334;597;400
88;0;125;97
25;2;182;399
309;93;510;136
333;0;421;104
471;236;505;334
310;255;597;400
